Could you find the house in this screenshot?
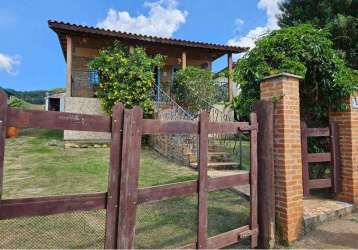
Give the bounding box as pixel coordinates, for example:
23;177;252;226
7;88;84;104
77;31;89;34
49;20;246;142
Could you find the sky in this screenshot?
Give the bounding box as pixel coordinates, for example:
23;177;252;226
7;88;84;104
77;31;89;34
0;0;283;91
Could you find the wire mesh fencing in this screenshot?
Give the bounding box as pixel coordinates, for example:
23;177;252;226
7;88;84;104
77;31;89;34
208;189;250;237
135;195;198;249
0;209;106;249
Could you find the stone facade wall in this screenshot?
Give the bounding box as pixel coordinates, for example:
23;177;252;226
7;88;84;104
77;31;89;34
330;92;358;204
149;108;197;165
64;97;111;142
149;135;195;165
260;73;304;243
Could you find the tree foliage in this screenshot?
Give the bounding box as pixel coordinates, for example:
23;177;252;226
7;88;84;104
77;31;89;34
8;97;26;108
0;87;65;105
278;0;358;69
89;41;163;115
233;24;358;124
172;66;219;114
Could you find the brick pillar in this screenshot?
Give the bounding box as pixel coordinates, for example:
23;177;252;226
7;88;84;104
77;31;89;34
260;73;304;243
330;92;358;204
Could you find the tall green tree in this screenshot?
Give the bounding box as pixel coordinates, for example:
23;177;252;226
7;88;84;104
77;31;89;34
278;0;358;69
233;24;358;125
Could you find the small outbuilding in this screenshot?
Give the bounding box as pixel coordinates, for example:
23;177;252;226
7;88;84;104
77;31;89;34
45;92;65;112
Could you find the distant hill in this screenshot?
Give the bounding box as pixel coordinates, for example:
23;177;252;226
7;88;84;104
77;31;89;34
0;87;65;104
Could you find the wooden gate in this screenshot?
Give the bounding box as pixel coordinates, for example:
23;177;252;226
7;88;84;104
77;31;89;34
301;122;341;196
0;92;259;249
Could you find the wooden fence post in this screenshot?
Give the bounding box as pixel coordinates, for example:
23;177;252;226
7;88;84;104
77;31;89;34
0;91;7;203
104;103;124;249
253;100;274;248
249;112;259;248
117;107;143;249
330;121;341;194
301;122;309;196
197;111;209;249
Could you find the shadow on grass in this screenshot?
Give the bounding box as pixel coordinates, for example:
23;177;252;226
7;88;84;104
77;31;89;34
135;190;249;249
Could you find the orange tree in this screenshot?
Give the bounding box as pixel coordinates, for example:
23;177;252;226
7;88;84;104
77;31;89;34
89;41;163;116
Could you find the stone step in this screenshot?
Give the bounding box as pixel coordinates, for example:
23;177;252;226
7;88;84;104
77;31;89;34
303;198;354;235
208;151;230;156
184;151;229;157
208;154;232;162
208;145;226;150
190;161;240;169
185;151;233;162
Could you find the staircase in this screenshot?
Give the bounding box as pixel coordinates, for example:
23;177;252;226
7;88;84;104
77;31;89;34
187;142;241;169
152;86;244;170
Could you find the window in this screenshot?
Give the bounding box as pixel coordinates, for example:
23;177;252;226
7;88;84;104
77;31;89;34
88;70;100;86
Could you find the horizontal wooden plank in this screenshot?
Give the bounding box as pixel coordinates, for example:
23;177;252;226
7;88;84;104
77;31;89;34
180;225;251;249
208;173;249;191
207;225;251;249
142;120;255;135
142;119;198;134
307;153;331;163
7;108;255;135
208;122;255;134
0;192;106;219
305;127;330;137
308;178;332;189
180;242;197;249
137;180;197;204
6;107;111;132
137;173;250;204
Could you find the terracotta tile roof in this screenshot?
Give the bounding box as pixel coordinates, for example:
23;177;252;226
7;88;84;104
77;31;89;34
48;20;247;54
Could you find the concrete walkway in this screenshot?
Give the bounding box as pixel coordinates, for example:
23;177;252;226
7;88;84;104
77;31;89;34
292;213;358;249
207;169;250;197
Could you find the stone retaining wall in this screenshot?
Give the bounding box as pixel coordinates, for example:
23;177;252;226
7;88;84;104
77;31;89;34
64;97;111;142
149;107;197;165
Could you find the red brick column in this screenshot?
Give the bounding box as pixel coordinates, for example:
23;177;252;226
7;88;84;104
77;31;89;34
330;92;358;204
260;73;304;243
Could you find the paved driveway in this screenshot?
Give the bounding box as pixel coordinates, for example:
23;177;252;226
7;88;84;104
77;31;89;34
292;213;358;249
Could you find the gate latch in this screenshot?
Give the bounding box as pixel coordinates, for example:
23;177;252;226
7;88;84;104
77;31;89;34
239;228;259;238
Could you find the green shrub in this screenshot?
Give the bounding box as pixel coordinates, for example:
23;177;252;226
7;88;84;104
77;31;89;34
89;41;163;116
172;66;219;114
8;97;26;108
233;24;358;125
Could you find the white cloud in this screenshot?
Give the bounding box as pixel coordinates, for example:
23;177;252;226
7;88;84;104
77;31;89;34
228;0;283;51
97;0;188;38
0;53;20;75
258;0;282;29
235;18;244;26
234;18;245;33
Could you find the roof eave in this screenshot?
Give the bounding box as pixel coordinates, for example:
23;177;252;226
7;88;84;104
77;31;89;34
48;20;248;56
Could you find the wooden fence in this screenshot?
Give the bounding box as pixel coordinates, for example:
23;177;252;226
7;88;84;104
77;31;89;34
0;91;259;249
301;121;341;196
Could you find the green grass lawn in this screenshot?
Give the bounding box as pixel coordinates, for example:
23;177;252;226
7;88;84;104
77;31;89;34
0;129;249;249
